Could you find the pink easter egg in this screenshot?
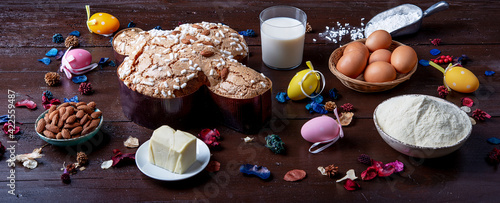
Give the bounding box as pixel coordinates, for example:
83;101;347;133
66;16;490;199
64;49;93;70
301;115;340;143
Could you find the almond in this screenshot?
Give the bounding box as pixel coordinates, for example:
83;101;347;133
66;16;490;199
43;130;55;139
69;102;77;106
87;101;96;109
76;102;87;106
171;31;180;35
77;105;93;114
66;115;77;124
71;126;83;135
80;114;90;125
61;129;71;139
48;105;57;114
201;41;214;46
36;119;46;133
221;67;229;80
66;106;75;115
201;50;215;57
64;122;81;129
192;24;203;29
45;124;59;134
91;111;102;119
59;112;69;128
181;38;191;44
51;113;59;127
58;107;66;116
57;102;70;109
44;113;51;124
185;35;197;41
56;132;63;139
76;110;85;119
49;110;58;120
201;30;211;36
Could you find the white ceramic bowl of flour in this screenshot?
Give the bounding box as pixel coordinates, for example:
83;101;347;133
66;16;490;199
373;94;472;158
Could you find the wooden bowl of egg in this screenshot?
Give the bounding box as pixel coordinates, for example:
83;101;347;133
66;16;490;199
329;30;418;93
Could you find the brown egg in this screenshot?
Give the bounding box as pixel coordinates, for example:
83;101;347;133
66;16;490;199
391;45;417;74
336;50;368;78
369;49;392;64
365;30;392;52
344;41;369;56
364;61;397;83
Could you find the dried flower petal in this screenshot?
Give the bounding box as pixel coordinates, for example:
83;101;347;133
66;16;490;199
23;159;38;169
284;169;307;182
205;160;221;172
341;103;353;112
487;137;500;145
329;88;339;99
385;160;404;173
124;136;139;148
339;112;354;126
66;163;77;174
3;123;20;135
485;71;495;76
243;136;254;143
53;33;64;43
101;160;113;169
128;21;136;28
238;29;257;37
486;147;500;165
46;48;58;57
357;154;372;165
306;22;312;33
72;75;87;84
430;38;441;46
55;50;65;60
265;134;285;154
197;128;221;148
470;117;476;125
323;164;339;178
111;151;135;167
430;49;441;56
306;101;328;114
79;82;94;95
361;166;378;180
378;164;395;177
15;99;37;110
336;169;357;182
275;92;290;103
437;85;449;98
69;30;80;37
239;164;271;180
419;59;430;66
61;172;71;184
461;106;471;113
318;166;327;175
461;97;474;107
64;96;79;103
76;152;88;166
38;57;51;65
344;179;360;191
324;101;337;112
472;109;491;121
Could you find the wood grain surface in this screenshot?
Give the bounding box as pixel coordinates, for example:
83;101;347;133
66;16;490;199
0;0;498;202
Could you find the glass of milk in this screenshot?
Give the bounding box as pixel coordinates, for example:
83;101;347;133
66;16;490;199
260;6;307;70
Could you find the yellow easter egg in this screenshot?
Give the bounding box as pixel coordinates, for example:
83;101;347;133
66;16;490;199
287;69;320;100
444;66;479;93
87;13;120;35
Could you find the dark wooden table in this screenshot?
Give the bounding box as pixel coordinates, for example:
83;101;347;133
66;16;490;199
1;0;499;201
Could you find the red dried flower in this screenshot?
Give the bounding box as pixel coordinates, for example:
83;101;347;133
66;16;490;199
111;150;135;167
3;123;20;135
61;169;71;184
42;98;61;110
341;103;353;112
344;179;360;191
66;163;77;174
358;154;372;165
361;166;378;181
112;149;121;154
205;160;221;172
79;82;94;95
486;148;500;165
15;99;37;110
472;109;491;121
437;85;449;98
197;128;221;148
431;38;441;46
461;97;474;107
377;164;395;177
284;169;307;182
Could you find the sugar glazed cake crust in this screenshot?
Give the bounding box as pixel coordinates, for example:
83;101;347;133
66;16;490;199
115;22;271;99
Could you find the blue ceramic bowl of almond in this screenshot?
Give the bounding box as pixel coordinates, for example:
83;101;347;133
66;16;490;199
35;101;103;146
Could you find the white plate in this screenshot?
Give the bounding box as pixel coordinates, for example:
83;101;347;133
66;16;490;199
135;139;210;181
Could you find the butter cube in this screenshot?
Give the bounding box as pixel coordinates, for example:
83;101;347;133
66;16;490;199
149;125;197;174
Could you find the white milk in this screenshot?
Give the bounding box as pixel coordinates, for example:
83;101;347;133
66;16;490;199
261;17;305;69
